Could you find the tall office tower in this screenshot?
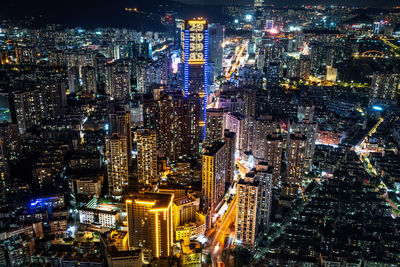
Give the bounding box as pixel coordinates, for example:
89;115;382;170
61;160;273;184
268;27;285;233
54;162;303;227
235;175;259;248
205;108;226;146
109;110;132;163
254;0;265;30
370;73;400;103
373;21;381;34
224;130;236;185
81;66;97;96
284;133;307;197
136;129;158;184
105;133;128;195
266;62;280;88
208;23;224;77
182;18;209;139
126;192;174;262
202;141;227;222
265;134;283;187
158;91;201;162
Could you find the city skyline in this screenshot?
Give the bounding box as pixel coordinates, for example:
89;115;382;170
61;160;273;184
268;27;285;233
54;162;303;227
0;1;399;266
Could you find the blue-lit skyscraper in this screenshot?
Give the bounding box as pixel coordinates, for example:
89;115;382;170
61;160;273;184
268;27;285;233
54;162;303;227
182;18;209;141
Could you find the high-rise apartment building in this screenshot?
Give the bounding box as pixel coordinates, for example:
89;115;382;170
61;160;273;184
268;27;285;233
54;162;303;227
290;121;318;172
126;192;174;262
254;163;273;229
13;82;66;133
109;110;132;163
208;23;224;77
105;133;128;195
284;133;307;197
136;129;158;184
235;176;259;247
370;72;400;103
266;62;280;88
235;163;273;248
105;63;131;100
265;134;283;187
205;108;226;146
158;91;201;162
224;130;236;185
202;141;227;221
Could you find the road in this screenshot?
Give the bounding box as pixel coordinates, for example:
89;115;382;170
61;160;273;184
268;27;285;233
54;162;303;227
353;117;399;216
224;40;248;80
205;195;237;266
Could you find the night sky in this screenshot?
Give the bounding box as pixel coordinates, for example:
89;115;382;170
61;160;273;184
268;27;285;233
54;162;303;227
0;0;398;29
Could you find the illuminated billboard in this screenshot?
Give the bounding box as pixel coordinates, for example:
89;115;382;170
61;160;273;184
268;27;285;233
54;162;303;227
182;19;208;65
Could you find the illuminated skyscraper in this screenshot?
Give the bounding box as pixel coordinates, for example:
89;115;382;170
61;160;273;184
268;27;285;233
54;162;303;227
182;18;209;139
136;129;158;184
235;175;259;247
126;192;174;262
235;163;272;248
105;133;128;195
202;141;226;223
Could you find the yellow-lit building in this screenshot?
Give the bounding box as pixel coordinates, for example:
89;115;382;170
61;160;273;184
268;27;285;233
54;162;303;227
180;240;202;267
175;221;205;244
202;141;227;223
136;129;158;184
173;195;199;228
106;133;128;195
235;175;259;248
126;192;174;262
